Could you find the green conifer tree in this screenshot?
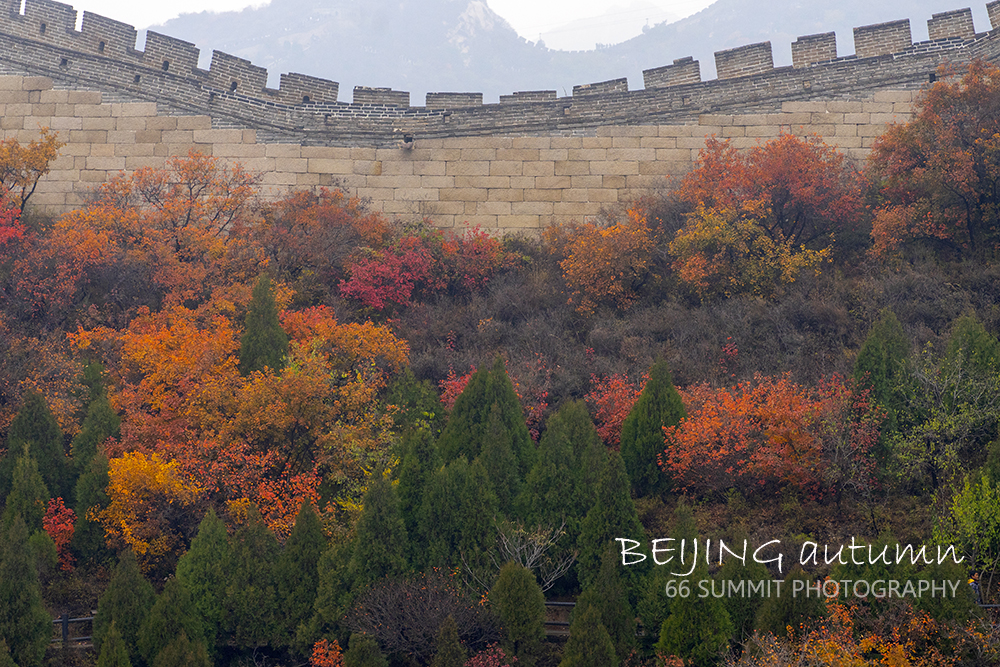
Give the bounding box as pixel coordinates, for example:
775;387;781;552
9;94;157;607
0;641;14;667
93;550;156;663
421;458;497;571
344;633;388;667
491;562;546;666
656;562;732;667
518;400;606;549
397;427;437;565
302;539;354;647
0;516;51;667
349;472;409;588
97;622;132;667
478;402;521;516
2;445;49;533
945;314;1000;373
619;359;685;498
2;389;68;501
238;274;289;375
853;309;909;450
755;566;826;638
69;390;120;488
558;605;617;667
436;357;534;477
577;451;645;598
431;615;467;667
718;542;770;650
151;631;212;667
575;544;635;661
224;506;281;649
276;500;326;649
138;578;206;665
71;450;111;563
176;508;231;653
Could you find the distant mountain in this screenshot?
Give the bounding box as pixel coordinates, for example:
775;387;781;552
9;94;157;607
155;0;992;103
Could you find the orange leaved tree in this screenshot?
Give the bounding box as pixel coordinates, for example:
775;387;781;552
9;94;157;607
545;206;656;314
661;374;879;499
868;59;1000;258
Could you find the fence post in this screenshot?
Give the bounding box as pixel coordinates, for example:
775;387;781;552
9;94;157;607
61;612;68;646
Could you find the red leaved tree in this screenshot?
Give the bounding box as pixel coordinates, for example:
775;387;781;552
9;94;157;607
661;374;880;499
868;59;1000;258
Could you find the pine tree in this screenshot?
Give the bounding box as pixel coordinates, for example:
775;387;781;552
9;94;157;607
2;389;68;500
304;539;354;646
0;516;51;667
656;563;732;667
176;508;231;654
431;615;467;667
97;622;132;667
93;550;156;662
755;566;826;638
71;450;111;564
518;400;606;549
558;605;617;667
344;632;388;667
238;274;289;375
478;402;520;516
397;427;437;565
577;451;645;598
2;445;49;533
421;458;497;572
224;506;281;649
719;540;770;649
436;357;534;477
491;562;545;666
0;640;16;667
349;472;409;588
853;309;909;448
138;578;206;665
620;359;684;498
575;544;634;661
69;390;120;488
151;631;212;667
945;314;1000;373
276;500;326;649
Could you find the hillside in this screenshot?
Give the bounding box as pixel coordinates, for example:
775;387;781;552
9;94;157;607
155;0;993;101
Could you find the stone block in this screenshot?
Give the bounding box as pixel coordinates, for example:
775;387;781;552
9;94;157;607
308;158;354;174
176;116;213;130
490;161;522;176
446;161;490;176
554;161;590;176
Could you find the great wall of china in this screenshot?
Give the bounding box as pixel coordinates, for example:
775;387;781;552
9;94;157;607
0;0;998;232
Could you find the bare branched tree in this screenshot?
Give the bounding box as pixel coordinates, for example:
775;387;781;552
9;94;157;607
462;519;577;592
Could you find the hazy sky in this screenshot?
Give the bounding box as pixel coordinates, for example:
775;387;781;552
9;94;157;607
55;0;717;51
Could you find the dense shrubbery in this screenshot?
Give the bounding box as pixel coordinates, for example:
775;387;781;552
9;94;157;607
7;60;1000;667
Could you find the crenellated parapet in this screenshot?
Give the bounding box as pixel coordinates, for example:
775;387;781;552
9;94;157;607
0;0;996;149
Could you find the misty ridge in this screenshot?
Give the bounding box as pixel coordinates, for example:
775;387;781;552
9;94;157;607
154;0;992;103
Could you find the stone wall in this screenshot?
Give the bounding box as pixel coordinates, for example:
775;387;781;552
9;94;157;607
8;74;913;231
0;1;997;231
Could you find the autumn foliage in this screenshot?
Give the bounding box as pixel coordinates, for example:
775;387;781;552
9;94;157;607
340;224;515;311
661;374;881;498
585;372;646;448
869;59;1000;258
546;207;656;314
42;496;75;571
